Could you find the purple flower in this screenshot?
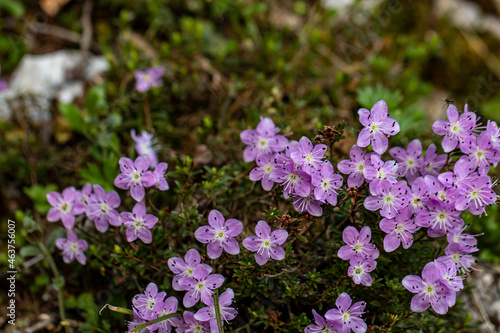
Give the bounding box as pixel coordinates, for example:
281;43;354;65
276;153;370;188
402;261;453;314
389;139;423;184
79;183;95;208
194;210;243;259
434;259;464;307
47;187;85;229
311;161;343;205
290;137;328;174
421;144;448;176
134;66;165;93
486;120;500;149
179;265;225;308
357;100;400;154
364;154;398;195
168;249;212;291
151;297;183;333
415;199;462;237
325;292;367;333
131;129;160;168
132;283;166;320
446;222;479;253
114;156;156;202
437;243;477;273
461;131;500;174
337;226;379;262
194;288;238;333
304;310;342;333
249;153;278;191
432;104;477;153
363;180;410;218
407;177;429;214
55;229;88;265
292;192;324;217
127;308;147;333
243;220;288;265
348;258;377;286
270;161;311;198
86;184;121;233
177;311;210;333
121;202;158;244
455;175;496;216
337;145;373;188
240;117;288;162
379;207;420;252
153;162;170;190
438;156;477;188
424;175;456;204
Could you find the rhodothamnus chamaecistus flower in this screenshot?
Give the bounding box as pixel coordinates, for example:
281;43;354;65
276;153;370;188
407;177;429;214
152;162;170;190
436;242;477;273
134;66;165;93
132;282;166;320
363;180;410;218
177;311;210;333
168;249;212;291
415;199;463;237
357;99;400;154
194;288;238;333
127;308;146;333
379;207;420;252
337;226;379;262
364;154;398;195
86;184;121;233
434;259;464;307
240;117;288;162
55;229;88;265
179;265;225;307
249;153;278;191
114;156;155;202
151;297;183;333
337;145;373;188
120;202;158;244
432;104;477;153
461;131;500;174
304;310;342;333
421;144;448;176
194;209;243;259
290;136;327;174
131;129;160;168
455;174;497;216
311;160;343;205
243;220;288;265
389;139;423;184
325;292;367;333
47;187;85;229
402;261;453;314
348;258;377;287
486;120;500;148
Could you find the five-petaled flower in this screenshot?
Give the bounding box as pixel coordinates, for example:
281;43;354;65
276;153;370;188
114;156;156;202
47;187;85;229
325;292;367;333
121;202;158;244
242;220;288;265
134;66;165;93
55;229;88;265
240;117;288;162
168;249;212;291
194;210;243;259
132;282;166;320
179;265;225;308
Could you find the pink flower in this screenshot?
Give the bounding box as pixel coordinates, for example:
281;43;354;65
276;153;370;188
242;220;288;265
47;187;85;229
194;210;243;259
114;156;155;202
134;66;165;93
55;229;88;265
121;202;158;244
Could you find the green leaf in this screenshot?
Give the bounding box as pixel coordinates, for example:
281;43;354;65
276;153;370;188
59;103;85;133
130;313;179;332
24;184;58;215
20;245;42;258
0;0;25;18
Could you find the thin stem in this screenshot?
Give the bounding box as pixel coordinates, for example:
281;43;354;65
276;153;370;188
144;93;153;133
213;290;224;333
38;241;71;333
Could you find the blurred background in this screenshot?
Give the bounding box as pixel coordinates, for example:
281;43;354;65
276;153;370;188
1;0;500;332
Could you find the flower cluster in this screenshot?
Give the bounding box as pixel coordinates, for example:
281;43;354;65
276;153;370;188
167;247;237;332
305;293;367;333
242;118;345;216
337;102;495;315
338;226;379;286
